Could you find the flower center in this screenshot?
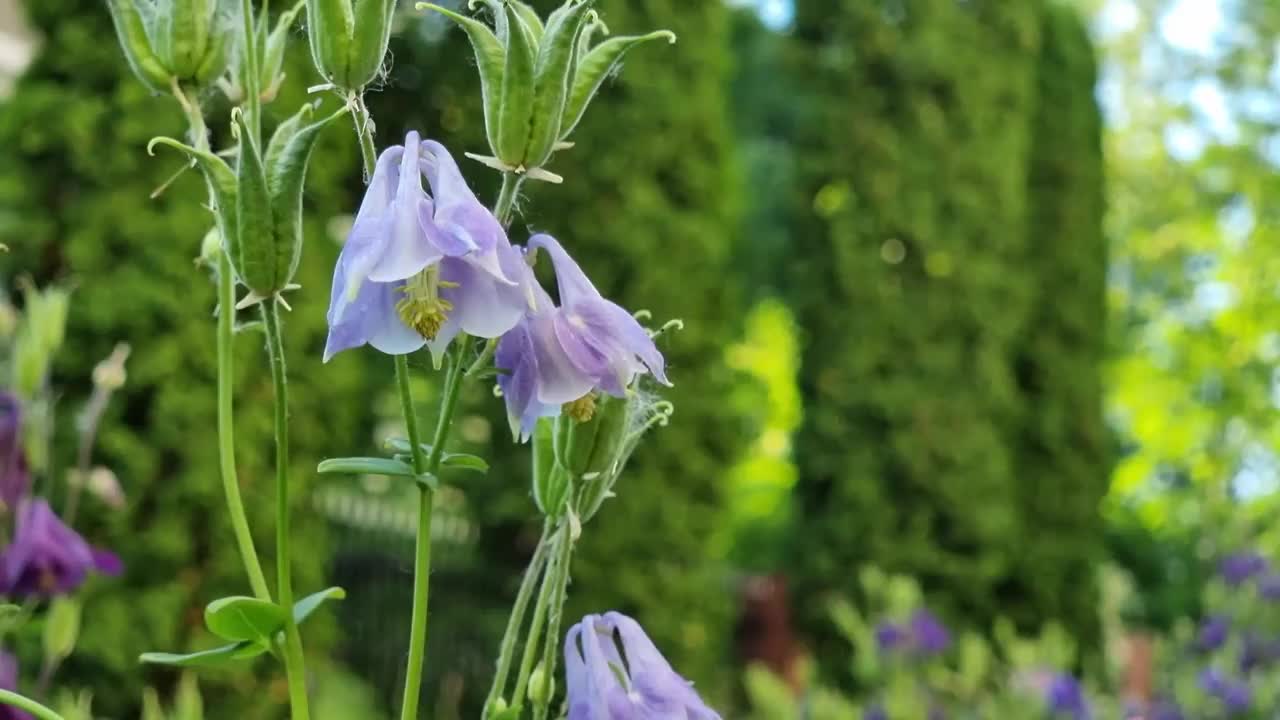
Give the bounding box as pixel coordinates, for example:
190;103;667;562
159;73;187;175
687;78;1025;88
563;394;597;423
396;265;457;340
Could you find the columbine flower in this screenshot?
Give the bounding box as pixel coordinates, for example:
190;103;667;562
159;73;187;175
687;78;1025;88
496;234;668;440
564;611;720;720
1218;552;1267;587
0;393;28;510
0;499;121;597
908;609;950;655
324;132;527;362
1046;674;1090;719
0;652;32;720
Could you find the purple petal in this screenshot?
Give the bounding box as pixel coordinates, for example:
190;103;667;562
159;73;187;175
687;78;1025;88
91;548;123;576
496;320;556;441
368;132;439;282
325;277;424;361
554;299;669;395
530;313;595;405
530;234;602;306
420;140;508;255
439;256;527;340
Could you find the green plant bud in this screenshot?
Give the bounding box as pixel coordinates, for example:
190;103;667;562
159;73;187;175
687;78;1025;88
420;3;506;162
154;0;218;79
307;0;395;91
495;2;537;166
532;418;572;518
522;0;592;168
527;662;554;705
559;29;675;141
346;0;397;90
107;0;170;92
260;0;307;102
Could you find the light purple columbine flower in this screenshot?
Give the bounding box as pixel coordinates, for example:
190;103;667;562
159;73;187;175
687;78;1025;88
1218;552;1267;587
324;132;528;362
495;235;669;440
0;498;121;597
0;653;32;720
564;611;720;720
0;393;28;510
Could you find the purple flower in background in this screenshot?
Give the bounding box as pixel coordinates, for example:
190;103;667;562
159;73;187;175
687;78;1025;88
863;706;887;720
0;392;29;510
909;608;950;655
1148;699;1184;720
324;133;527;362
496;234;668;440
1238;633;1280;673
0;499;121;597
1199;668;1251;715
1219;552;1267;587
1046;674;1090;719
564;611;719;720
874;621;907;653
1258;573;1280;601
1197;615;1230;652
0;652;32;720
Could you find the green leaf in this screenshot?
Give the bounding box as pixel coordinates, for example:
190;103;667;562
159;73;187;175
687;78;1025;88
443;453;490;473
139;641;265;668
419;3;506;157
146;137;238;251
317;456;417;477
203;596;287;643
43;597;81;664
560;30;676;140
293;586;347;625
496;2;537;165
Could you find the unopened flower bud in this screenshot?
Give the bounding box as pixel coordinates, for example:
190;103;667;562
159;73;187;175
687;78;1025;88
527;662;554;705
91;344;132;392
306;0;397;92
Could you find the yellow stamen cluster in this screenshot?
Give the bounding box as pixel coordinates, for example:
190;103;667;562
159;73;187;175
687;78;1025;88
563;394;598;423
396;266;456;340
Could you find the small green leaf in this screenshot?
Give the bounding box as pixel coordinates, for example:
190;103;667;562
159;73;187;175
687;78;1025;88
417;472;440;491
317;456;417;477
560;30;676;140
204;596;287;643
293;586;347;625
43;597;81;664
139;641;265;668
443;453;490;473
419;3;506;157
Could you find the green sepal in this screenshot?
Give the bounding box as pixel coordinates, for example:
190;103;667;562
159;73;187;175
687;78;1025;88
347;0;397;90
204;596;288;644
420;3;506;158
107;0;170;92
532;418;571;517
293;586;347;625
496;2;537;166
306;0;355;87
261;0;307;98
523;0;592;167
231;111;277;295
159;0;215;78
264;105;346;292
139;642;266;668
317;456;417;477
192;21;232;86
574;395;632;522
146;137;238;252
560;30;676;140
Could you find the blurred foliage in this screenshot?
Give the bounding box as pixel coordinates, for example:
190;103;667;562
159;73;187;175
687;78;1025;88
783;0;1108;676
0;0;379;716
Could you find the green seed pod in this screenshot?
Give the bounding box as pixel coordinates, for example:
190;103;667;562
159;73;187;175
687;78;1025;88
307;0;395;91
146;136;239;256
527;662;554;705
495;3;537;166
260;0;307;102
572;395;632;522
509;1;545;46
559;29;675;141
523;0;592;168
420;4;506;165
232;111;277;295
192;17;233;86
532;419;572;518
148;0;222;81
346;0;397;90
107;0;170;92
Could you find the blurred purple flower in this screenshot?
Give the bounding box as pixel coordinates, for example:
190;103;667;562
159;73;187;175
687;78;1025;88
1258;573;1280;601
909;609;950;655
564;611;719;720
863;706;887;720
1219;552;1267;587
496;234;669;440
1199;668;1251;716
1197;615;1230;652
0;393;28;510
1148;699;1184;720
0;652;32;720
874;621;907;653
324;133;527;362
1238;634;1280;673
0;499;121;597
1046;674;1090;719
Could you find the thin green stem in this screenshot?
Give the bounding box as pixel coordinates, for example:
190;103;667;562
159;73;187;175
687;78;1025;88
240;0;262;141
531;522;575;720
399;339;472;720
0;690;64;720
512;524;566;709
262;302;310;720
483;522;554;717
494;172;524;227
352;93;379;181
220;252;272;601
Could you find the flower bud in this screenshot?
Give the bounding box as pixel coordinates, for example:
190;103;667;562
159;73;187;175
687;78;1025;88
527;662;554;705
306;0;396;92
107;0;231;91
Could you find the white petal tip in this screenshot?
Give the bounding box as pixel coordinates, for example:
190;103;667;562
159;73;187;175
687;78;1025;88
234;291;267;310
526;168;564;184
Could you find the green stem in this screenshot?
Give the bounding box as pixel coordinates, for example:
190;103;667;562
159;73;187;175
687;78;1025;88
0;690;64;720
512;524;566;709
352;93;379;181
262;302;310;720
494;172;524;227
399;338;472;720
531;521;575;720
219;252;272;602
483;522;554;717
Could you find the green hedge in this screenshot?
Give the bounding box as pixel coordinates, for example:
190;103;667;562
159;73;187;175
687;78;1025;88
0;0;375;715
784;0;1107;671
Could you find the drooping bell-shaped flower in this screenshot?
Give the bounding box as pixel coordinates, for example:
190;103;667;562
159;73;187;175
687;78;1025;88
564;612;720;720
0;499;121;597
0;652;32;720
495;234;668;440
325;133;528;361
0;393;29;510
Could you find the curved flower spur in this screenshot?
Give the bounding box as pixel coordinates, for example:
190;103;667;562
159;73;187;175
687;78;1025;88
325;132;530;362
